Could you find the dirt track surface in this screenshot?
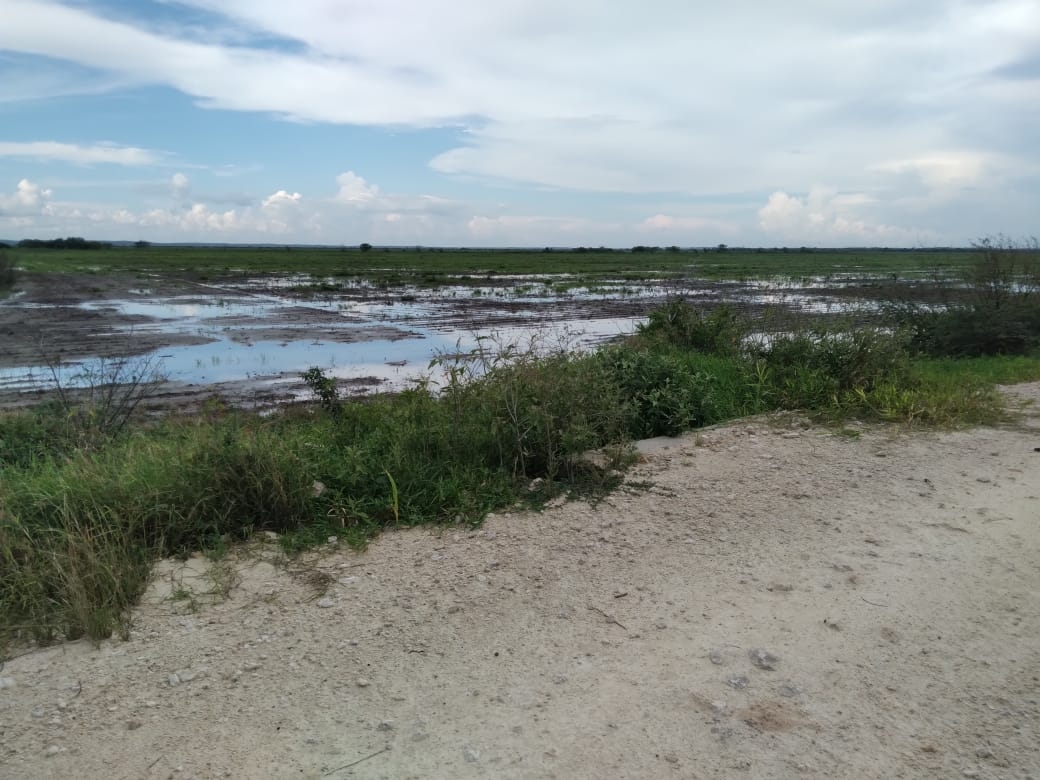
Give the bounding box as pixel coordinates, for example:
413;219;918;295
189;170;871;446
2;386;1039;780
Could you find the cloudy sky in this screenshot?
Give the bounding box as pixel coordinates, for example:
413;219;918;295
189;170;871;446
0;0;1037;247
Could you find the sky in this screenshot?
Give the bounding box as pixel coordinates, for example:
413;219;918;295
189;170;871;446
0;0;1037;248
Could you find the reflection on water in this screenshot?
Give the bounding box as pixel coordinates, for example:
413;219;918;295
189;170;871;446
0;271;892;397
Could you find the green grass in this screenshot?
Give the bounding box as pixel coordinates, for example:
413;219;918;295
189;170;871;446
9;245;976;283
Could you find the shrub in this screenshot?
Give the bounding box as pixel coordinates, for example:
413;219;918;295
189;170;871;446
893;237;1040;357
637;300;744;356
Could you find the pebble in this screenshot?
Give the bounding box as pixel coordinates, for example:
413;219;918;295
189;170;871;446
749;648;780;670
726;675;750;690
708;649;726;665
377;720;394;731
462;747;481;763
0;676;16;690
316;597;336;609
356;678;371;688
126;720;143;731
44;745;63;757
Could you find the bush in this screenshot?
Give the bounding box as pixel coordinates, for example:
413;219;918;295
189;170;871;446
637;300;744;356
893;237;1040;357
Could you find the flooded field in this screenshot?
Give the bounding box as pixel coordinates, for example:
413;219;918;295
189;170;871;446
0;268;946;409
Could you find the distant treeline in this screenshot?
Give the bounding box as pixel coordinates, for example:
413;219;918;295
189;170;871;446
17;237;114;250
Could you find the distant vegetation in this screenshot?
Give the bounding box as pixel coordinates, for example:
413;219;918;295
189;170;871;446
1;237;1038;655
0;248;14;289
17;236;114;250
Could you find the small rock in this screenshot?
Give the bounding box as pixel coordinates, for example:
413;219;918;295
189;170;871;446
126;720;143;731
708;649;726;665
377;721;394;732
655;622;668;630
356;678;371;688
975;747;994;759
779;683;802;698
462;747;481;763
327;536;338;545
312;480;327;497
749;648;780;670
262;531;280;541
31;706;46;718
44;745;63;757
726;675;749;690
962;769;979;778
167;674;181;687
0;676;16;690
316;597;335;609
710;700;729;717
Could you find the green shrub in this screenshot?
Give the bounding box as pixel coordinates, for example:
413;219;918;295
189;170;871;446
891;237;1040;357
637;300;744;356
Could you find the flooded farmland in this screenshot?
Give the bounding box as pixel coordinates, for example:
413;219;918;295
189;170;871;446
0;269;942;409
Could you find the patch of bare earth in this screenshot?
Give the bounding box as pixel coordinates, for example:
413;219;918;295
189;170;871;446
1;385;1038;779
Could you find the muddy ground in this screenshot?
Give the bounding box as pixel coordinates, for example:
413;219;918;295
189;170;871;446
0;269;924;412
1;384;1037;779
0;271;683;410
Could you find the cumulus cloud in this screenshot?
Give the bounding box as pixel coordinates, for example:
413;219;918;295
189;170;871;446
0;179;54;216
757;188;929;244
0;140;158;166
170;172;191;199
334;172;379;204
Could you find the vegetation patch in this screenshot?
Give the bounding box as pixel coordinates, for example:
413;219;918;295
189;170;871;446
1;239;1038;655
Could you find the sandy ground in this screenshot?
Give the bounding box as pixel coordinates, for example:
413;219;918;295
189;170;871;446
1;386;1038;780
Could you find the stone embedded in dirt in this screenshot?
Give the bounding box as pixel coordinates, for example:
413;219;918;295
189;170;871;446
377;720;394;731
0;676;16;689
726;675;750;690
168;668;198;686
779;683;802;698
356;678;371;688
462;746;481;763
316;597;335;609
44;745;64;757
708;649;726;665
749;649;780;670
126;720;143;731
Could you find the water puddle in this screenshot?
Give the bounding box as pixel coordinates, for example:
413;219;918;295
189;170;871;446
0;271;913;401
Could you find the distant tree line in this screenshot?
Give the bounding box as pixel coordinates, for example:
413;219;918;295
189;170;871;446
17;237;114;250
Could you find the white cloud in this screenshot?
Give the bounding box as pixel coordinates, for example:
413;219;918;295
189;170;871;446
0;141;158;166
2;0;1037;207
0;179;53;216
870;151;995;190
334;172;379;204
757;187;931;244
170;172;191;199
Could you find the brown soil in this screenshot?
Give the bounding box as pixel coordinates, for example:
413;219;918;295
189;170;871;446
2;385;1038;779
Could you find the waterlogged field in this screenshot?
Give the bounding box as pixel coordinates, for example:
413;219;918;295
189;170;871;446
0;246;977;408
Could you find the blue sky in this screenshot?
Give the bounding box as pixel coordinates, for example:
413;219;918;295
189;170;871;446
0;0;1037;247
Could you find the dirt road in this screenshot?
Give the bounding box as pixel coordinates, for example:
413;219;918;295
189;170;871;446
2;386;1038;779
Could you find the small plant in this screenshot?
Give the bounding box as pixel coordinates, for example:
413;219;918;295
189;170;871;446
36;348;166;449
302;367;340;413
